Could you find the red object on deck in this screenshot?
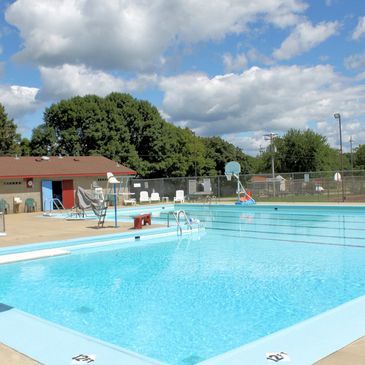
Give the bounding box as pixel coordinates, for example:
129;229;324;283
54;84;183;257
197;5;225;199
62;179;75;209
133;213;152;229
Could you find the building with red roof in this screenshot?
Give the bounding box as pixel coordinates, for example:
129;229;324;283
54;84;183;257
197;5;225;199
0;156;136;213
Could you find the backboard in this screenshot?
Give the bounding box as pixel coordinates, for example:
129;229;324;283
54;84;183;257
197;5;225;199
225;161;241;175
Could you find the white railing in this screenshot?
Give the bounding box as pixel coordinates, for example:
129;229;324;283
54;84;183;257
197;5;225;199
0;212;5;236
167;210;193;235
43;198;65;216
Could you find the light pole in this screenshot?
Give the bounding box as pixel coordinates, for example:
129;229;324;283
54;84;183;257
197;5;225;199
264;133;277;197
334;113;345;202
349;136;354;172
350;136;354;194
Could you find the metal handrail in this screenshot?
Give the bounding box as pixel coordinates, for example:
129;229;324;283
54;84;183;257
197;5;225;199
205;195;218;205
0;212;5;234
43;198;65;215
167;210;192;235
177;210;192;230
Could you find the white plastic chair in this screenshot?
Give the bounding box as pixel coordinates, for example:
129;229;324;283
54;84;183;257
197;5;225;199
139;191;150;204
174;190;185;203
150;192;160;203
124;198;136;205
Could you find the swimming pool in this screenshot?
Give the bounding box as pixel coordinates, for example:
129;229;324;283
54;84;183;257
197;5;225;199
1;204;365;364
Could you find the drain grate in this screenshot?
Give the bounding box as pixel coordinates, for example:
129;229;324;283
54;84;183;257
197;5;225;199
181;355;204;364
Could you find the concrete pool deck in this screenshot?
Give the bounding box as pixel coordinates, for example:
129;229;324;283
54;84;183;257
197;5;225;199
0;342;40;364
314;336;365;365
0;205;365;365
0;210;162;248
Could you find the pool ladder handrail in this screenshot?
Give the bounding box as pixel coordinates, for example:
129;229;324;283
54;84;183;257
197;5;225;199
205;195;218;205
167;210;193;235
43;198;65;216
0;211;5;234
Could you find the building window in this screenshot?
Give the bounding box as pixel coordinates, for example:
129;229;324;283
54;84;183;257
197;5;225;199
3;181;22;185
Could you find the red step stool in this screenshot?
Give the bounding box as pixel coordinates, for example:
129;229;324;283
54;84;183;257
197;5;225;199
133;213;152;229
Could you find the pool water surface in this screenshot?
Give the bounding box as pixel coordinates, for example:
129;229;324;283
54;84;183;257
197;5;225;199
1;205;365;364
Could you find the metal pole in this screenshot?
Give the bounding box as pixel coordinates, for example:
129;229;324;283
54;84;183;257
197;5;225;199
264;133;277;197
350;136;353;171
334;113;345;202
271;145;276;197
350;136;354;196
113;183;118;228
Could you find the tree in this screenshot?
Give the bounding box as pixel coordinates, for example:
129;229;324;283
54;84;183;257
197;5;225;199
29;92;254;177
204;136;253;175
20;138;31;156
258;129;340;173
0;103;20;156
29;123;58;156
354;144;365;169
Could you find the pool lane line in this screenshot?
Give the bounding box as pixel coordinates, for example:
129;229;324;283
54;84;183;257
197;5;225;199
189;218;365;233
184;212;365;225
210;230;365;249
202;225;365;241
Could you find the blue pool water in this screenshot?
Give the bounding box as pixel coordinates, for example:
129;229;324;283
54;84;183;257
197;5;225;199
1;205;365;364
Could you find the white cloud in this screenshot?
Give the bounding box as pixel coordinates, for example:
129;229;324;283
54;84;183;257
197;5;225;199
159;65;365;137
223;132;271;155
344;53;365;70
246;48;274;65
0;85;39;119
38;64;157;100
273;21;339;60
315;120;365;152
5;0;307;71
352;16;365;40
223;53;248;72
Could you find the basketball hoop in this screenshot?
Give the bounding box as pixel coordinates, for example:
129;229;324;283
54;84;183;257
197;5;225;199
226;173;232;181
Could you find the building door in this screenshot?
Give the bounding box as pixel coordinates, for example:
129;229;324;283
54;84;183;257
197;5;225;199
62;180;74;209
52;181;63;207
41;180;53;211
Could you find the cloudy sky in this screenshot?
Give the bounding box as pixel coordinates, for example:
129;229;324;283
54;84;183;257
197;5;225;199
0;0;365;155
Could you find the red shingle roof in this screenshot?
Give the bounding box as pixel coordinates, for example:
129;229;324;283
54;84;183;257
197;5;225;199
0;156;136;179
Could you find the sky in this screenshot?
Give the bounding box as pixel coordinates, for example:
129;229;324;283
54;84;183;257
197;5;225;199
0;0;365;156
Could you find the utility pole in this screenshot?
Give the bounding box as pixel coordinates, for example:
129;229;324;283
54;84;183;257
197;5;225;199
264;133;278;197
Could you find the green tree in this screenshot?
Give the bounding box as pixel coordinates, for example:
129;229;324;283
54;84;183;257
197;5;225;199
29;123;58;156
29;93;254;177
20;138;31;156
354;144;365;169
204;136;253;175
258;129;340;173
0;103;20;156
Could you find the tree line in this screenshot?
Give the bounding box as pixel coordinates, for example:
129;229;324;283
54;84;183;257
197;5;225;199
0;93;363;177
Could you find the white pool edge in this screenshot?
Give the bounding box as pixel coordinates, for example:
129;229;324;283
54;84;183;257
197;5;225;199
198;293;365;365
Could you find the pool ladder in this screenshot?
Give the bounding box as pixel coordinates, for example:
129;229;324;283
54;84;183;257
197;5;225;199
167;210;193;235
43;198;65;216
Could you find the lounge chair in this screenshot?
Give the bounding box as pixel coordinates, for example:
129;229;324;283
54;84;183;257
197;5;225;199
174;190;185;203
124;197;136;205
139;191;150;204
150;192;160;203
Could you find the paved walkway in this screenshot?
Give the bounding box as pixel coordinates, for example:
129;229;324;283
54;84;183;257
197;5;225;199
314;337;365;365
0;210;159;248
0;343;41;365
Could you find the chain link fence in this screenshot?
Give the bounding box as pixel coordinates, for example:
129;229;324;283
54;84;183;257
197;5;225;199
129;170;365;203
